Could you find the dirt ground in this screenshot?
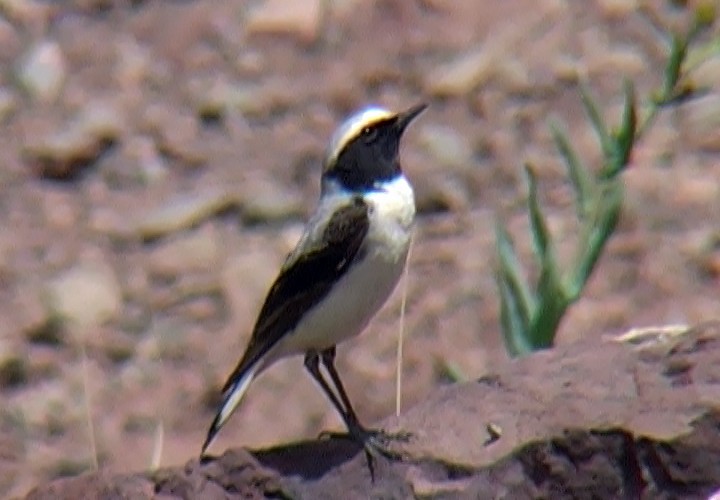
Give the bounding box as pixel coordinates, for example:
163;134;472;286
0;0;718;497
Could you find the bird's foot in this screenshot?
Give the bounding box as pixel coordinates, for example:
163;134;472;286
356;427;412;460
318;423;412;480
320;425;411;459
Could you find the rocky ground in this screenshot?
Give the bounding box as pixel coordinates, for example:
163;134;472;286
0;0;718;497
25;323;720;499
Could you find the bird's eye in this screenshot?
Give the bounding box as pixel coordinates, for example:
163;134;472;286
361;126;378;144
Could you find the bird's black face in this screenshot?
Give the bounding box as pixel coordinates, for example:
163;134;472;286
324;103;427;192
327;119;400;191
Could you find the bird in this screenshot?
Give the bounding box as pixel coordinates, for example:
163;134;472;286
201;102;427;461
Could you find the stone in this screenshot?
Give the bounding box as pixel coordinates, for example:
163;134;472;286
24;323;720;499
246;0;323;45
45;259;122;331
146;224;220;278
136;189;238;240
424;49;495;97
0;86;17;121
0;339;27;388
143;104;205;166
682;94;720;151
23;100;124;180
17;40;66;102
417;124;474;170
239;175;304;224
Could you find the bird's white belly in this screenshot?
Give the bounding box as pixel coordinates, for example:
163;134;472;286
270;177;414;360
290;244;408;352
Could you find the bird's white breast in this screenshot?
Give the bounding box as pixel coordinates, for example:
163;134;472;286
268;175;415;361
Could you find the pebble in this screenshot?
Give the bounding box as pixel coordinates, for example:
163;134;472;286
0;16;20;61
691;55;720;94
586;46;645;78
239;175;304;224
222;237;285;325
146;224;220;278
682;94;720;151
413;172;471;214
17;40;66;102
115;35;151;89
122;135;168;185
45;258;123;331
246;0;323;45
143;103;205;166
0;0;53;31
137;316;191;361
23;100;124;180
0;86;18;121
597;0;638;17
425;49;495;97
417;124;474;170
0;339;27;388
136;189;238;240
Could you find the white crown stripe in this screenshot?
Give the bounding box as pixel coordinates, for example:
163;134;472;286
324;107;394;170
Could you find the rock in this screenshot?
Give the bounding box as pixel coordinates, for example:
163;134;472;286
246;0;323;45
0;16;20;61
221;238;285;325
135;189;238;241
115;35;151;89
143;103;206;166
417;124;474;170
0;86;17;121
23;100;124;180
691;55;720;91
239;175;304;224
0;0;53;31
424;48;495;97
121;135;168;185
597;0;638;17
413;173;471;214
586;46;645;78
26;323;720;499
0;339;27;388
136;317;192;362
191;78;295;120
682;94;720;151
45;259;122;331
146;224;220;278
17;41;66;102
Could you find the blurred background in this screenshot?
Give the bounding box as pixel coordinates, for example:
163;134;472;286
0;0;718;496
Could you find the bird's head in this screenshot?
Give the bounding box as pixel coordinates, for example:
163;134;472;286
322;103;427;194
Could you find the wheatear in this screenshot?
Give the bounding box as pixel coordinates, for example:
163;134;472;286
202;103;427;461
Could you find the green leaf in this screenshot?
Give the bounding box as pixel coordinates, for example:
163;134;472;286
606;81;636;178
497;270;534;357
530;255;566;348
495;221;534;326
568;182;623;296
495;221;536;357
550;123;594;219
525;164;552;260
661;34;687;100
579;84;612;158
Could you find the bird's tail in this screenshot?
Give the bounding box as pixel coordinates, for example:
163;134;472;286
201;361;261;455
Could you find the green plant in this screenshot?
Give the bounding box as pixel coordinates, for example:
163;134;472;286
496;4;716;357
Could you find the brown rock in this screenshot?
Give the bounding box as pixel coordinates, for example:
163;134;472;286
25;322;720;499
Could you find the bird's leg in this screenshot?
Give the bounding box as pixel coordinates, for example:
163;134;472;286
304;350;380;479
304;350;350;421
320;347;360;426
319;347;410;458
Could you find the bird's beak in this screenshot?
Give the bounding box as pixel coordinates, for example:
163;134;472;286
395;103;428;135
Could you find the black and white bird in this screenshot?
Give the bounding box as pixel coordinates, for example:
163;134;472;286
202;103;427;458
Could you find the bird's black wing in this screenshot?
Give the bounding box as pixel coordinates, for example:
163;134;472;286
220;196;370;393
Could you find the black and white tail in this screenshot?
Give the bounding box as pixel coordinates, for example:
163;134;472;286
201;361;261;455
